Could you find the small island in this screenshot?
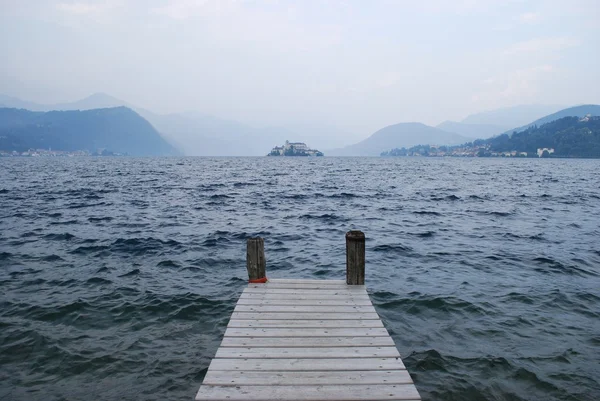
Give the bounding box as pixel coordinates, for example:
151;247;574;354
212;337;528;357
268;140;324;157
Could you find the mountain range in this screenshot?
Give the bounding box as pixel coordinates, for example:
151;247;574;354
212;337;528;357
0;93;129;112
499;104;600;136
433;104;565;139
327;123;471;156
0;93;356;155
0;107;178;156
0;92;598;157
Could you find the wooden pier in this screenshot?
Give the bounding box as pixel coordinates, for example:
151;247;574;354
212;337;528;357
195;231;422;401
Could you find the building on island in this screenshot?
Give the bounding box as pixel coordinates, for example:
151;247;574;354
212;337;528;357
268;140;323;156
537;148;555;158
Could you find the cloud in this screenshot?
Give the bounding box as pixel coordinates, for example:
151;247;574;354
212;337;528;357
500;65;554;98
150;0;240;20
404;0;510;15
56;0;123;16
516;12;542;24
150;0;343;52
471;64;556;107
503;37;579;56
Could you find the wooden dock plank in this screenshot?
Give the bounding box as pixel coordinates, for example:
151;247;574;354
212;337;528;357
224;327;390;338
202;370;414;386
237;298;373;306
231;312;379;320
234;305;377;313
247;283;364;290
195;384;421;401
268;279;347;285
207;357;407;371
239;292;370;300
196;279;420;401
215;346;400;359
243;288;366;295
219;336;396;348
227;319;384;328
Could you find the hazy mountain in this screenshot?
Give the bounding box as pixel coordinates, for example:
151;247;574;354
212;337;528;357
503;105;600;136
139;110;305;156
0;107;179;156
461;104;564;128
0;92;129;112
436;120;509;139
0;94;48;111
328;123;470;156
53;92;130;110
140;111;255;156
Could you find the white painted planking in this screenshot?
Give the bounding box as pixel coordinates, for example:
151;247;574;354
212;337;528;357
215;346;400;359
231;312;379;321
207;357;407;371
227;319;384;328
234;304;377;313
219;336;396;348
202;370;414;386
195;384;421;401
224;327;390;338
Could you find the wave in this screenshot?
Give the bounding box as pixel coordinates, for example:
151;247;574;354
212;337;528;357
110;237;183;256
42;254;65;262
296;213;348;222
533;257;598;277
88;216;113;222
49;220;79;225
413;210;441;216
372;244;414;255
156;260;181;268
67;201;111;209
409;231;436;238
118;268;140;277
431;194;460;201
43;233;76;241
86;277;112;285
378;295;489;316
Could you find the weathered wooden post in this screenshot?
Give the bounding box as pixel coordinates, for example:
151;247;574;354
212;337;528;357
246;237;267;283
346;230;365;285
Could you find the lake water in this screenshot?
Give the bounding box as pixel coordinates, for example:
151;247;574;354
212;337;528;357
1;157;599;401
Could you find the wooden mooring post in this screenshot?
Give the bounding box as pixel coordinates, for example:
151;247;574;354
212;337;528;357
346;230;365;285
246;237;266;283
196;230;421;401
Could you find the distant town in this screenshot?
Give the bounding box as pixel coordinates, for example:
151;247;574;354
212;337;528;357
268;141;324;157
381;144;556;158
0;149;125;157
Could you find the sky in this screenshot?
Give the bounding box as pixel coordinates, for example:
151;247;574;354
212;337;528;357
1;0;599;136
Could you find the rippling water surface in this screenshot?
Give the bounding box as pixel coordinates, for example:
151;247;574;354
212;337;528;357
1;157;599;401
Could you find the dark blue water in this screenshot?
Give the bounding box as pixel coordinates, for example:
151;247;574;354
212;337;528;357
1;157;599;401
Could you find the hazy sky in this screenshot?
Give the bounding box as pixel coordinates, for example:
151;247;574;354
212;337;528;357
1;0;599;134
